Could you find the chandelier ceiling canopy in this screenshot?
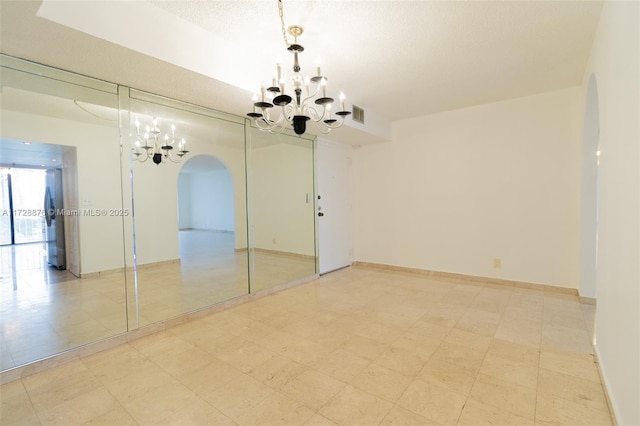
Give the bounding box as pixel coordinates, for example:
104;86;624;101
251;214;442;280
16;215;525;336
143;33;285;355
247;0;351;136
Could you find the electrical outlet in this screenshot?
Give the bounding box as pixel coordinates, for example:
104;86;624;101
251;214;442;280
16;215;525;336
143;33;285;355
493;258;502;269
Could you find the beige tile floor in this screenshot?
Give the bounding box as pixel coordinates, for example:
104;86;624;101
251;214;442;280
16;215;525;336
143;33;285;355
1;266;613;425
1;231;315;370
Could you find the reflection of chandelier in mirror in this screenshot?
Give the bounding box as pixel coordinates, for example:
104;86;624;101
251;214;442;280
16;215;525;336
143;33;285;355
131;117;189;165
247;0;351;136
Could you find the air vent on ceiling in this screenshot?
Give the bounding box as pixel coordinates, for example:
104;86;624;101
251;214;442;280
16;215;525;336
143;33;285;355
352;105;365;124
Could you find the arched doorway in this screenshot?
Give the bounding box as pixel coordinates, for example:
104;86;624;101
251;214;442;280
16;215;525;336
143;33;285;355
177;155;237;269
580;73;600;299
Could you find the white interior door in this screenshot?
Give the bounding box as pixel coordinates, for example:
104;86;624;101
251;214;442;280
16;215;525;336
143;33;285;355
317;139;352;274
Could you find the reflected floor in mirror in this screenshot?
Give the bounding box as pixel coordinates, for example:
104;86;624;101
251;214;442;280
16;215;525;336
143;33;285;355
136;230;315;327
0;243;127;370
1;266;612;426
136;230;249;328
0;231;316;370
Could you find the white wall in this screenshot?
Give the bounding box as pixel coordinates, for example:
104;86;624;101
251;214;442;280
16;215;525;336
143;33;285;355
584;2;640;424
1;110;125;275
177;173;191;229
130;158;182;265
251;141;315;256
189;169;235;232
353;87;582;288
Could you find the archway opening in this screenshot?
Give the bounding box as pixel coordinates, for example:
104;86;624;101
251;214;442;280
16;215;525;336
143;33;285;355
177;154;236;267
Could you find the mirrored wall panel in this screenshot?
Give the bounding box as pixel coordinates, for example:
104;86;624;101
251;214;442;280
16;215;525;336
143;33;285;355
126;90;249;328
0;55;320;374
0;57;128;370
247;127;317;292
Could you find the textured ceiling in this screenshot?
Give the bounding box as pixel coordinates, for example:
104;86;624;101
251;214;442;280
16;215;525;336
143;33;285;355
0;0;603;130
148;0;603;120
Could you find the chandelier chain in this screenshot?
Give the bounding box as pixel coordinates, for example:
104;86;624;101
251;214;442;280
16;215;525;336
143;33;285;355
278;0;289;47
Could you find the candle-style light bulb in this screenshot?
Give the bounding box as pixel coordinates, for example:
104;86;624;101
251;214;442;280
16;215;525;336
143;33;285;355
134;118;140;134
321;77;327;97
339;91;346;111
277;63;282;82
279;77;285;95
316;57;322;76
252;93;259;113
304;76;311;96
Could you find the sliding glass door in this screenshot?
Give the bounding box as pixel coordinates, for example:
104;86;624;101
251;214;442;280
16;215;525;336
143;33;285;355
0;168;48;245
0;171;12;245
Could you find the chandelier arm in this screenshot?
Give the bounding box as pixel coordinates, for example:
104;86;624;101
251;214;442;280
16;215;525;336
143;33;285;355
132;136;152;162
255;117;281;132
272;109;293;133
300;85;322;107
322;117;344;134
254;118;272;130
322;116;347;132
299;85;331;123
333;116;347;128
269;125;288;135
306;105;328;123
132;148;148;162
255;117;287;135
165;153;183;163
132;147;141;162
260;108;288;128
305;107;319;122
282;103;296;120
325;121;344;130
263;106;287;126
259;109;272;124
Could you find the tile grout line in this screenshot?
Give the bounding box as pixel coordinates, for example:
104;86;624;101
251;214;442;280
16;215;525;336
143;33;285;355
76;356;133;425
390;279;472;426
19;377;44;426
533;291;546;425
452;284;511;425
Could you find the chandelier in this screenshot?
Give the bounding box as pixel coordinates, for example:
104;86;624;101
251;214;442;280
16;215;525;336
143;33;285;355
247;0;351;135
131;117;189;165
